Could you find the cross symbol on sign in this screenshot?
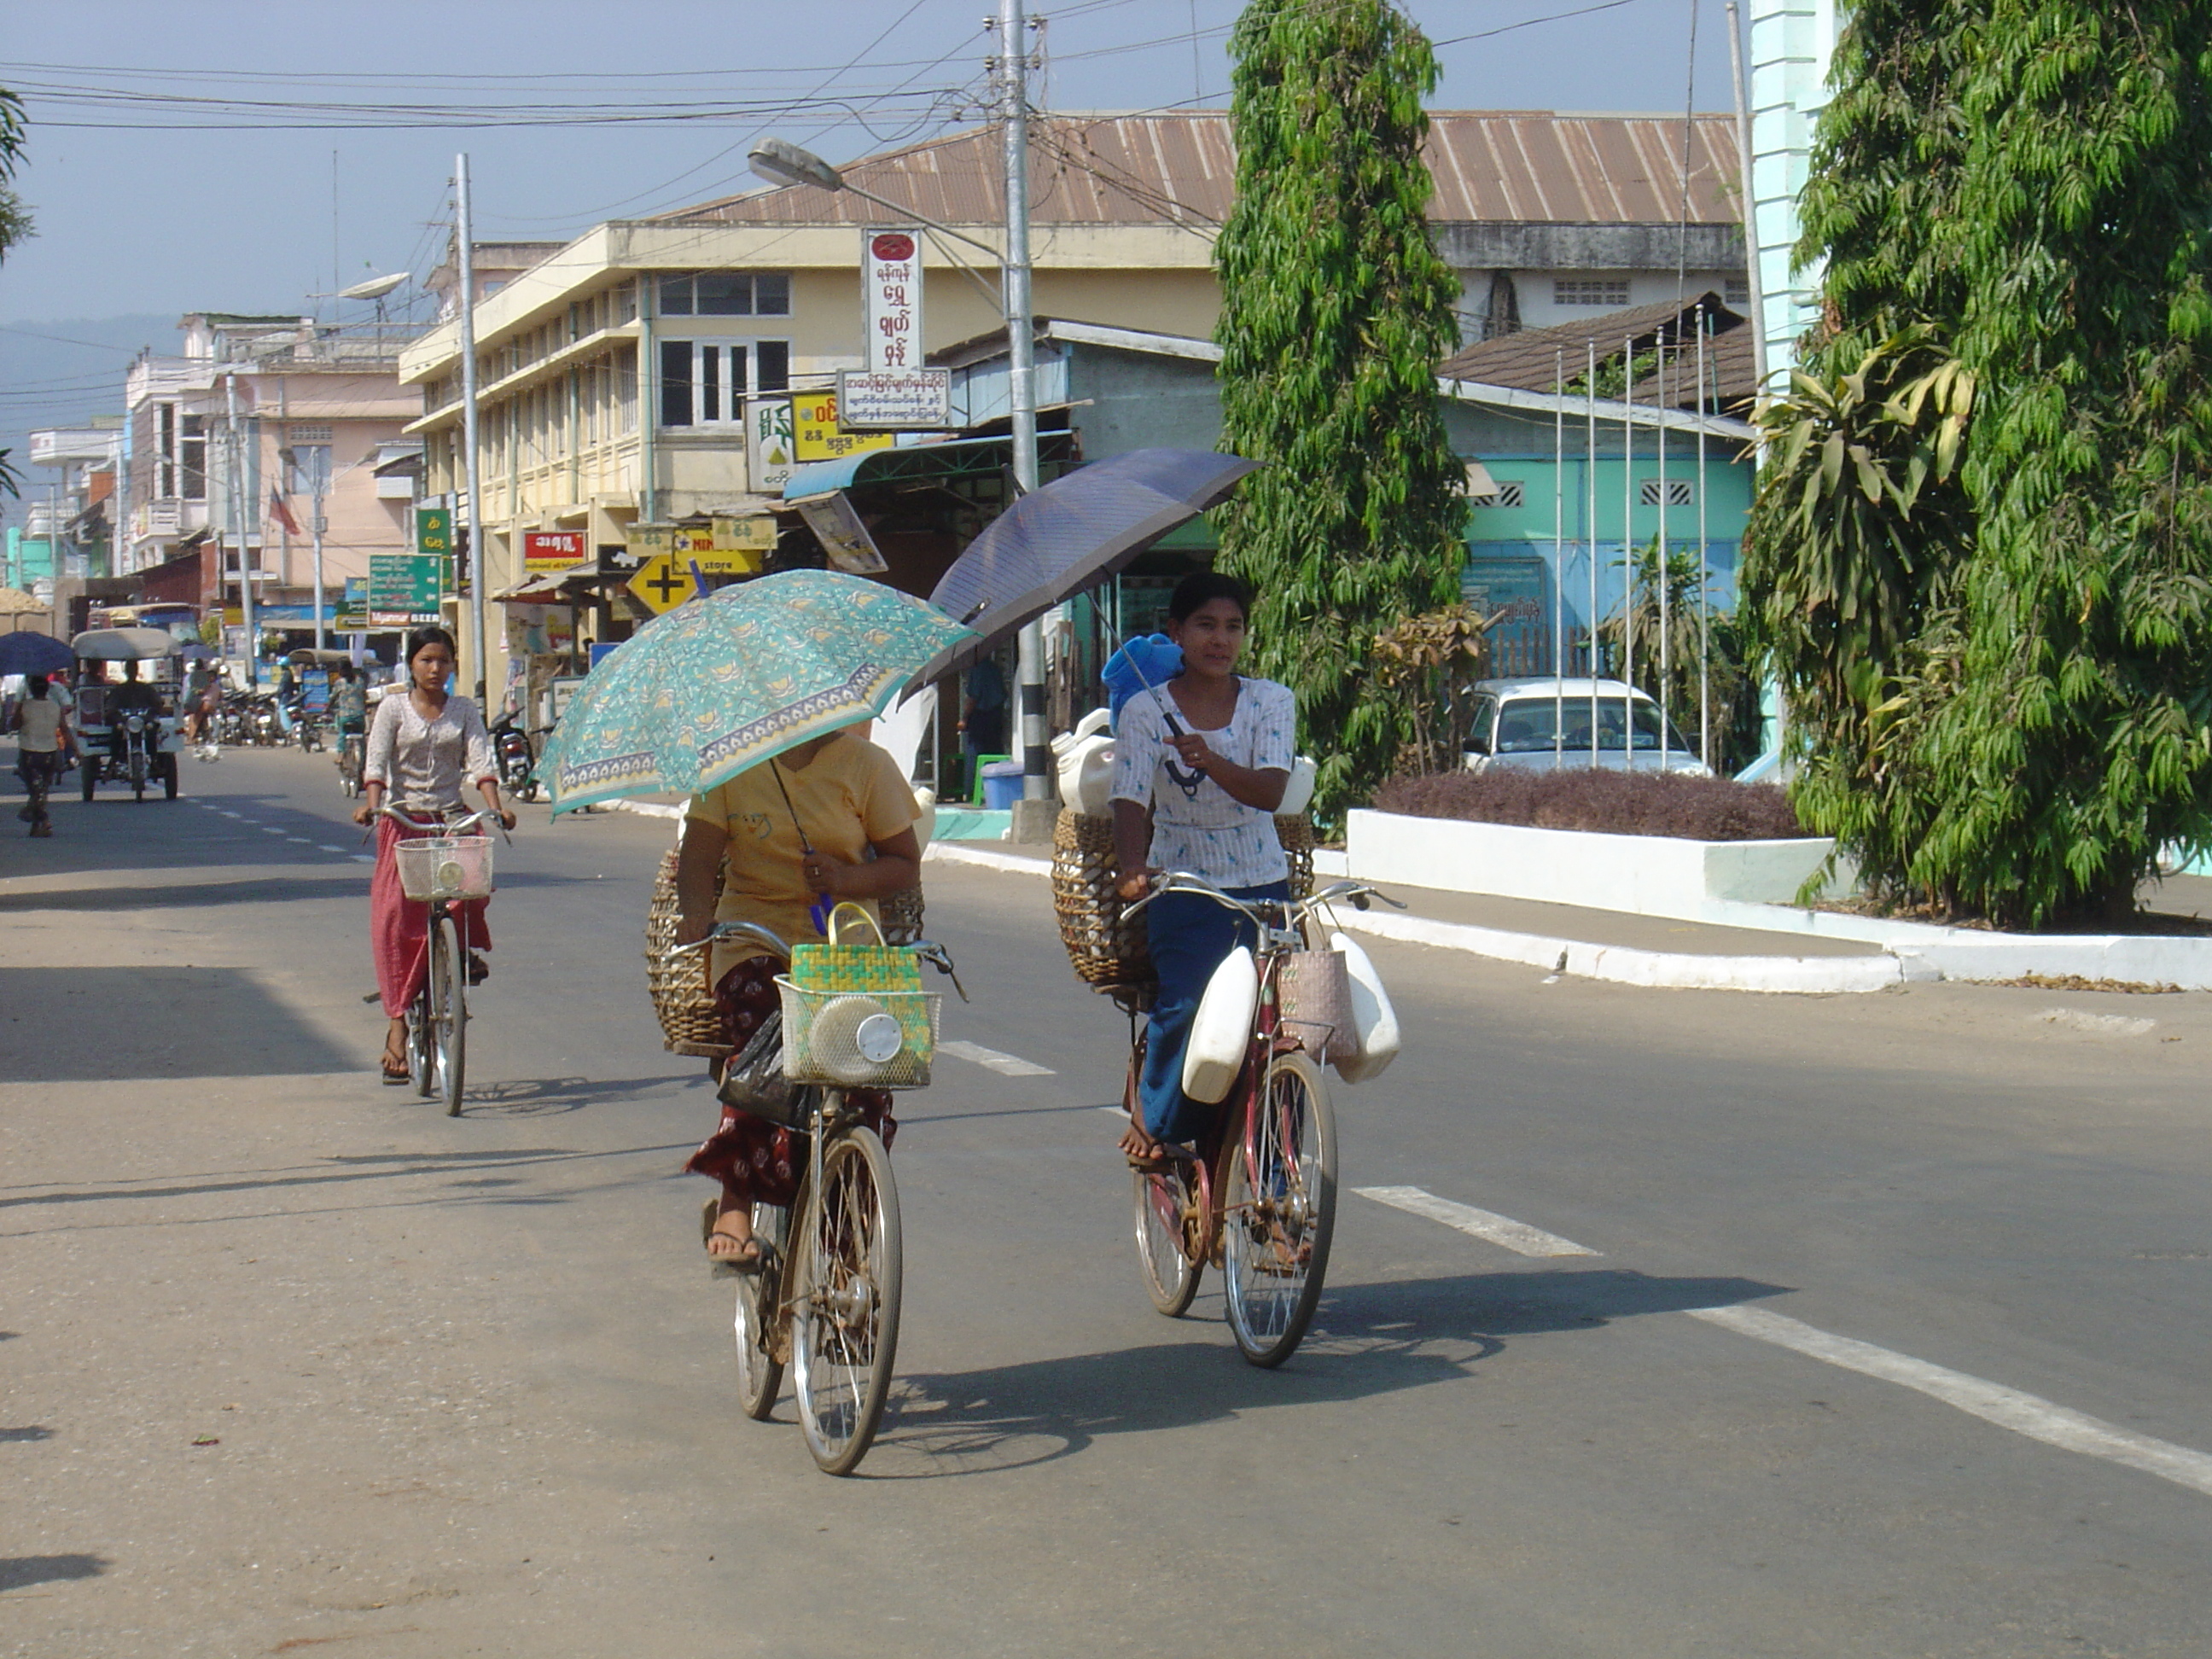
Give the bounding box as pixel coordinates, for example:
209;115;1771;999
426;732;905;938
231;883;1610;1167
643;562;689;606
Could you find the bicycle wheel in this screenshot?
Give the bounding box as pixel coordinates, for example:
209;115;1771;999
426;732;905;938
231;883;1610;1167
426;911;468;1115
733;1200;789;1422
791;1124;902;1476
1222;1050;1336;1369
1132;1160;1203;1317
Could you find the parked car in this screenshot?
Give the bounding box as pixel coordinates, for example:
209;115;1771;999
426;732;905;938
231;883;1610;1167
1462;676;1711;776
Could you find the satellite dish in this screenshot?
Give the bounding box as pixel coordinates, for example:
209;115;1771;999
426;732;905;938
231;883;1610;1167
339;271;409;301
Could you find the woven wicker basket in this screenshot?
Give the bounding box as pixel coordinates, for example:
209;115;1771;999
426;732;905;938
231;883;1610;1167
1051;809;1317;998
643;849;928;1057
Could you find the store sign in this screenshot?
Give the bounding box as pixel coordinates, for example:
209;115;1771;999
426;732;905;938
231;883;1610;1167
836;368;952;431
623;518;775;567
864;228;922;371
521;529;588;571
368;554;442;625
333;576;369;631
795;491;888;575
791;390;895;464
748;398;796;495
414;506;454;560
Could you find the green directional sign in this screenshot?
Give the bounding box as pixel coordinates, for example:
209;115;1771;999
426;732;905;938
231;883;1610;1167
369;554;442;625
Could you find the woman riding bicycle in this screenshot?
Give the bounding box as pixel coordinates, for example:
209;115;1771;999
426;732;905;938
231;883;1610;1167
1110;572;1295;1164
673;725;921;1267
352;626;515;1084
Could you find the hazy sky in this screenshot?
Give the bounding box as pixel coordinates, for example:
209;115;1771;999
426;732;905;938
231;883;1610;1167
0;0;1744;434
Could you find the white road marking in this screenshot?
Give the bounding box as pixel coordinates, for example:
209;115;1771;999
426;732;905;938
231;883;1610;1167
2040;1006;2157;1037
317;845;346;854
1689;1303;2212;1499
940;1039;1055;1077
219;812;242;818
259;827;288;835
286;836;312;843
1354;1185;1601;1258
351;854;375;864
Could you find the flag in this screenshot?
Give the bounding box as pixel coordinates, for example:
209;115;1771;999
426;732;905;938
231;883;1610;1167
267;491;303;537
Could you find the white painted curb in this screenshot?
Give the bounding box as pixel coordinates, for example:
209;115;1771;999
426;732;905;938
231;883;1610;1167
609;799;684;822
920;841;1903;994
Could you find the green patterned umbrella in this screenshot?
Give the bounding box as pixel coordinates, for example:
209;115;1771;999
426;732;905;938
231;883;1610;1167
538;569;975;814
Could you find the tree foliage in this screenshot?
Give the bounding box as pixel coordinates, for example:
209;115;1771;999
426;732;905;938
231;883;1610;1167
1212;0;1466;822
1371;605;1494;776
1753;0;2212;927
0;89;32;265
1600;536;1765;776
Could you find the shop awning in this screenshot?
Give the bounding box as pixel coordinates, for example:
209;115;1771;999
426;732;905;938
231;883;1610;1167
782;432;1074;502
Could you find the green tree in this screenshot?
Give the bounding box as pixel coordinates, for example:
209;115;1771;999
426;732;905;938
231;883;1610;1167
0;87;29;502
1600;536;1767;777
1211;0;1466;821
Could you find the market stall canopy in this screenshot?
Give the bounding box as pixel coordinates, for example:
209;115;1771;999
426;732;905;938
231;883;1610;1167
911;446;1261;685
72;627;182;661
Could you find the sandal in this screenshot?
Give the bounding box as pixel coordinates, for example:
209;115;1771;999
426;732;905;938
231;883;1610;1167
381;1044;410;1086
466;953;490;987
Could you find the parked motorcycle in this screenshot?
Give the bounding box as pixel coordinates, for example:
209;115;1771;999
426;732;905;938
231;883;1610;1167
490;708;540;803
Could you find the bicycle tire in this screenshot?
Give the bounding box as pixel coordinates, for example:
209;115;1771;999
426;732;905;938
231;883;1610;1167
1132;1162;1203;1317
428;911;468;1115
1222;1050;1337;1369
406;984;434;1098
733;1200;789;1421
791;1123;902;1476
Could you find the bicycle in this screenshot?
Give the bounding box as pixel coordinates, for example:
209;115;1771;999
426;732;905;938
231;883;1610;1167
673;918;962;1476
375;805;505;1116
1118;875;1401;1368
335;726;366;798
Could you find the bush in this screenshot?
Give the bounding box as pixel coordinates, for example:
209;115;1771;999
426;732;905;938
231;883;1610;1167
1373;768;1805;841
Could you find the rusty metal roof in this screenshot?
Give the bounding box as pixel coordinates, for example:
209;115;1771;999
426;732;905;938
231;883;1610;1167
660;111;1741;230
1440;292;1758;410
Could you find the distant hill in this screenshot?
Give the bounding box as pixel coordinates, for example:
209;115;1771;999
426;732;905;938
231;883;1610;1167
0;313;178;528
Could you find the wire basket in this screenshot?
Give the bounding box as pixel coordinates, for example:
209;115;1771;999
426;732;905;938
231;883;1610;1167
393;835;494;902
776;977;940;1090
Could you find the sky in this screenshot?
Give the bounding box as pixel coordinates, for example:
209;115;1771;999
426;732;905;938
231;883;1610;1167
0;0;1747;469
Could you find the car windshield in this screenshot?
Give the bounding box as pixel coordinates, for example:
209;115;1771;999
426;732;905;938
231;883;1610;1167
1494;695;1688;754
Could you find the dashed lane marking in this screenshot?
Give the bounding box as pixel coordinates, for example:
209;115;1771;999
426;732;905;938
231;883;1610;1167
1354;1185;1601;1258
317;845;346;853
1688;1303;2212;1499
940;1039;1056;1077
259;827;288;835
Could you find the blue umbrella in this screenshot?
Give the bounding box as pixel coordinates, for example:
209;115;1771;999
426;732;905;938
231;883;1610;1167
0;632;73;677
912;447;1261;684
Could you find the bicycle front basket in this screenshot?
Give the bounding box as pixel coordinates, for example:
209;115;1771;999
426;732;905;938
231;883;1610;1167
393;835;495;902
775;977;939;1090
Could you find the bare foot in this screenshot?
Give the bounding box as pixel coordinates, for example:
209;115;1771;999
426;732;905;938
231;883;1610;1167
705;1194;761;1262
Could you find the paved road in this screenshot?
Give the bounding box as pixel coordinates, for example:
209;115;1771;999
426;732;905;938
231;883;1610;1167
5;745;2211;1656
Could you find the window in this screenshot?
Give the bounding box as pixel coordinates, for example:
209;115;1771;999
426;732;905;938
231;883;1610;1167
1725;277;1750;306
1470;479;1526;509
286;444;331;498
659;339;792;428
1639;478;1695;507
1554;279;1630;308
155;404;177;498
656;271;792;317
180;414;207;502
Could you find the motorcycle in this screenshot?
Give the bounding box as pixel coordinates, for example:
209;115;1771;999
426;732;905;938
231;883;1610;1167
115;712;163;800
490;708;540;803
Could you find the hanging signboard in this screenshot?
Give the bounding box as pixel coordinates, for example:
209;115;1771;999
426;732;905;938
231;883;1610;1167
521;529;589;571
836;368;952;431
367;554;442;626
791;390;896;464
414;506;454;561
864;228;922;371
795;491;888;575
748;398;797;495
332;576;369;632
623;518;775;565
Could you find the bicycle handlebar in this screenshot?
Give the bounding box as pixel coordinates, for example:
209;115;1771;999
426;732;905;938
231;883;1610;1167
372;804;511;844
1122;872;1404;936
669;918;794;961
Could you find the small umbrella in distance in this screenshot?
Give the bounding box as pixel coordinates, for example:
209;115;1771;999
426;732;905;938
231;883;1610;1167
910;447;1261;686
536;568;976;814
0;632;73;677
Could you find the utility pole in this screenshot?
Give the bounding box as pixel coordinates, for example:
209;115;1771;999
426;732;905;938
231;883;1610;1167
998;0;1053;841
310;445;329;651
456;153;489;703
226;371;258;688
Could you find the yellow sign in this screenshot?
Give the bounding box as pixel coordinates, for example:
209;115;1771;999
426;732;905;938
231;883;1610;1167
626;548;765;614
624;517;777;562
710;515;779;552
792;391;895;464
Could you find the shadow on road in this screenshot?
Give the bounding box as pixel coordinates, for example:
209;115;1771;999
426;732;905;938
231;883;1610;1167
0;875;363;914
0;967;358;1080
870;1268;1786;1479
464;1074;707;1117
0;1553;107;1592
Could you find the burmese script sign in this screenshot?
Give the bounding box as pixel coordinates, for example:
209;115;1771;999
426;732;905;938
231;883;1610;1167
836;368;952;431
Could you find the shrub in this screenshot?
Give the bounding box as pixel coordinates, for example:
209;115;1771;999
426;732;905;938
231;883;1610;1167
1372;767;1804;842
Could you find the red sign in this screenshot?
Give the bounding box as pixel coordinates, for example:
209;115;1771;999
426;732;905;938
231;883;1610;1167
521;529;587;571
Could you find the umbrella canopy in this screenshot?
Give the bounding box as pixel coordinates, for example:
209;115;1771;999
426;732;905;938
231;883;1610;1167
0;587;44;616
0;631;73;676
71;626;180;662
538;568;975;814
913;447;1261;684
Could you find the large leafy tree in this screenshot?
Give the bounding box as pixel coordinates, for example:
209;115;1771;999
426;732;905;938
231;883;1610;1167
0;87;30;502
1750;0;2212;926
1212;0;1465;820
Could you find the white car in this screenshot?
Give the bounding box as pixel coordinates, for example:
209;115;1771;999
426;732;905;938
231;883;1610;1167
1462;676;1711;776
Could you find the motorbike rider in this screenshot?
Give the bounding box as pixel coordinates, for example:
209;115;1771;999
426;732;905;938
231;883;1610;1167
104;661;165;765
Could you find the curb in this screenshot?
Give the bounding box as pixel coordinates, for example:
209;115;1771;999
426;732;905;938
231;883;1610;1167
921;841;1903;995
608;800;684;822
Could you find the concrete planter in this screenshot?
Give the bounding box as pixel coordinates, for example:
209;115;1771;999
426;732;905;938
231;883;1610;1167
1343;808;1844;922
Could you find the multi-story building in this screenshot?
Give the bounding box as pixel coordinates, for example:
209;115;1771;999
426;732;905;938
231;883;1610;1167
122;313;418;632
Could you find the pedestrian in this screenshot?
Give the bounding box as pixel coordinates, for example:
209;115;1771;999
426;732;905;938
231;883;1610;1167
958;652;1007;798
1108;571;1295;1164
7;672;77;838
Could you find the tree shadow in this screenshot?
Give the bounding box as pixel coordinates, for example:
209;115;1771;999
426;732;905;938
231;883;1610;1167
0;967;358;1080
863;1268;1787;1479
0;1553;106;1591
463;1074;707;1118
0;875;364;914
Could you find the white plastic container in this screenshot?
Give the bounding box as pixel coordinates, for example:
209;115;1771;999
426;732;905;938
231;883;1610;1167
1326;930;1400;1084
1182;946;1257;1104
1057;735;1117;816
1279;755;1318;817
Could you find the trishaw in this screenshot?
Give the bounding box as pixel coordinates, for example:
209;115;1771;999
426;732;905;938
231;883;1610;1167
71;626;186;801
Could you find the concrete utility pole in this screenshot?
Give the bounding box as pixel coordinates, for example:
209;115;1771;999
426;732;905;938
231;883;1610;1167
309;445;329;652
226;371;258;688
457;153;489;703
999;0;1054;842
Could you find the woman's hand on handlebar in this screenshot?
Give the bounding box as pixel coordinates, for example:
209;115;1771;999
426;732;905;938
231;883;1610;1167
1115;866;1159;902
675;909;712;947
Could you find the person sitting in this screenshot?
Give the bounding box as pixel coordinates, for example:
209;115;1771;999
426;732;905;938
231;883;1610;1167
104;661;165;761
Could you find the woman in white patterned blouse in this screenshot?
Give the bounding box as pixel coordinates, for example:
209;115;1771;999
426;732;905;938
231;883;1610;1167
1109;572;1295;1161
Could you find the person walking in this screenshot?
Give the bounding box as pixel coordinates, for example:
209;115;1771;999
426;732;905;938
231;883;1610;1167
7;673;77;837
